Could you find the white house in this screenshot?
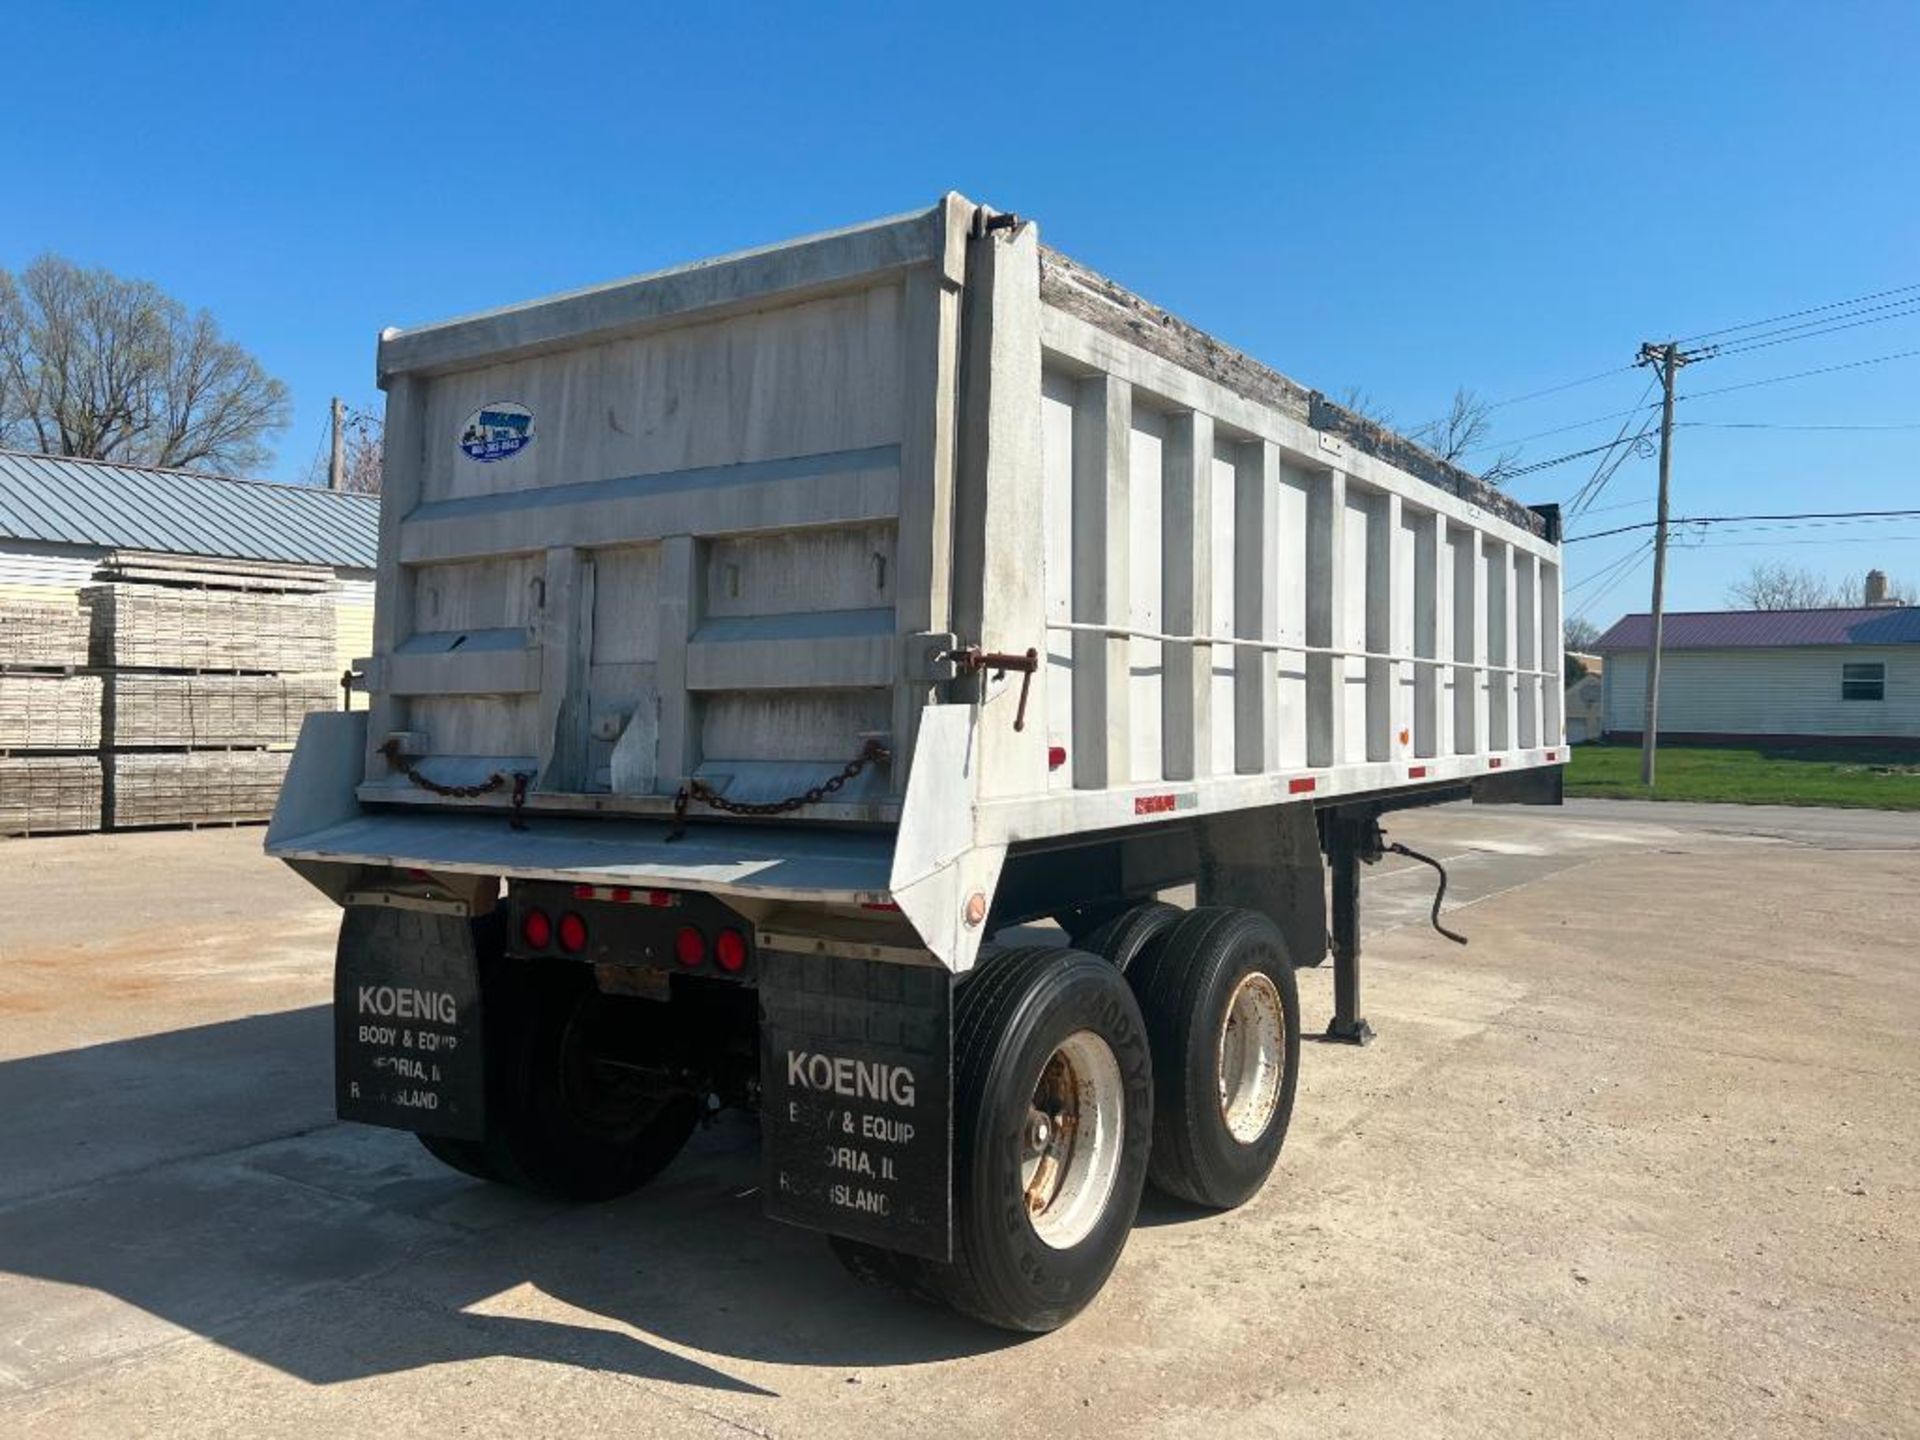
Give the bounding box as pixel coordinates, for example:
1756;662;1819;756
1597;604;1920;745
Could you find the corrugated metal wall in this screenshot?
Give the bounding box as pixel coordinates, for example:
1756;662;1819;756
1604;646;1919;738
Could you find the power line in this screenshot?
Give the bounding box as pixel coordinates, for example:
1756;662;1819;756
1463;399;1660;453
1568;507;1920;544
1566;537;1654;595
1681;346;1920;402
1579;492;1657;518
1701;294;1920;350
1469;346;1920;455
1676;280;1920;346
1564;377;1661;515
1683;420;1920;432
1434;282;1920;438
1676;533;1920;550
1405;364;1640;435
1556;375;1657;506
1476;365;1638;413
1499;431;1650;480
1704;302;1920;359
1571;542;1654;625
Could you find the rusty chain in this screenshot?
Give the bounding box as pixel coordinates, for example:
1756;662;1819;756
379;737;532;829
670;737;890;836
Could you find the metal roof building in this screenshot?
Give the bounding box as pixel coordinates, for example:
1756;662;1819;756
1597;607;1920;652
0;449;380;678
1596;605;1920;746
0;450;377;570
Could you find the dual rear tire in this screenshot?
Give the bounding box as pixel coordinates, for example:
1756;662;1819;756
836;905;1301;1330
1126;907;1300;1209
417;948;701;1201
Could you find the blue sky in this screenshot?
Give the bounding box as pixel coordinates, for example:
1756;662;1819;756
4;1;1916;621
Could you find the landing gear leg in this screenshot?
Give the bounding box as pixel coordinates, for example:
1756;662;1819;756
1323;810;1378;1046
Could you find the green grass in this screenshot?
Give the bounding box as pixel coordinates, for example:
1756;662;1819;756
1565;739;1920;809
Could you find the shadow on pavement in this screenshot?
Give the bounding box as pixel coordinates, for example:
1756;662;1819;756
0;1010;1018;1397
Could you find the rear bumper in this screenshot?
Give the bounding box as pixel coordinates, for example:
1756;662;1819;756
270;809;895;906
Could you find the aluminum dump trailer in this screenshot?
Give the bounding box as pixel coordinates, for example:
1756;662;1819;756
269;193;1565;1331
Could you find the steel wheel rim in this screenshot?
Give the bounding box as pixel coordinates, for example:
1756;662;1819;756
1217;971;1285;1144
1020;1029;1125;1250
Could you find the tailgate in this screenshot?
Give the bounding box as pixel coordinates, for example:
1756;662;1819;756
358;199;974;824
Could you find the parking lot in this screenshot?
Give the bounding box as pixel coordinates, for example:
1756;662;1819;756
0;800;1914;1438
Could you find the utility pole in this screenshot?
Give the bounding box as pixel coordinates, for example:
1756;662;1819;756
1634;340;1712;787
328;397;346;492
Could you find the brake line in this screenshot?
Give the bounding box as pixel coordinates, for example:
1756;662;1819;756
1383;840;1469;946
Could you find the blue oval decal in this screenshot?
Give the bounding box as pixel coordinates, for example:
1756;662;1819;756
459;402;534;463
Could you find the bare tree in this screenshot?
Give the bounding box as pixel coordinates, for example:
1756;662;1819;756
0;255;289;473
1334;384;1394;428
1410;387;1519;485
1564;616;1602;652
1726;561;1840;610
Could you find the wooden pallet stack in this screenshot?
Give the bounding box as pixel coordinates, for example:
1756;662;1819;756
0;600;103;835
85;553;338;829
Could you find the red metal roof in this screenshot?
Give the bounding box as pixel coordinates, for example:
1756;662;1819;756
1596;606;1920;651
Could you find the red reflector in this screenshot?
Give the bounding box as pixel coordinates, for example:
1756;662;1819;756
1047;745;1067;771
1288;777;1316;794
646;890;678;908
862;901;902;912
1546;750;1559;761
611;887;632;903
521;908;552;950
1489;757;1504;769
1408;765;1428;779
675;926;706;968
557;912;588;954
573;883;594;899
715;928;748;973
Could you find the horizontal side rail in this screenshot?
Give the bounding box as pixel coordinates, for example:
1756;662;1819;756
1041;619;1558;679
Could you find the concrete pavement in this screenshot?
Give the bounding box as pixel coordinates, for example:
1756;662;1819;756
0;802;1914;1437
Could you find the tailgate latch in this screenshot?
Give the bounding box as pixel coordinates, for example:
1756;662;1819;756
944;645;1041;732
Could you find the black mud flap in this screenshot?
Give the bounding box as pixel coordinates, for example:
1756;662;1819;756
1471;764;1566;806
759;952;952;1261
334;905;486;1141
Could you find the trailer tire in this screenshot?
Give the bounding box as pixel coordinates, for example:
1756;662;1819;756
1075;900;1183;973
1127;907;1299;1210
908;946;1152;1332
477;963;700;1202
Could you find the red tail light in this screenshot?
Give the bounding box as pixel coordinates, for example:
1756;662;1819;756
521;908;552;950
714;927;748;973
557;912;589;954
674;925;706;968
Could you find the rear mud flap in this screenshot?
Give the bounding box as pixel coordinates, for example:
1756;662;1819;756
334;906;486;1141
759;953;953;1261
1472;764;1565;806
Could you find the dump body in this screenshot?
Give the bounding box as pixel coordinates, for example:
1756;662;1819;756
269;193;1563;971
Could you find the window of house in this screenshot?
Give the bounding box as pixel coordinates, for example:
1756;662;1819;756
1841;661;1886;702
